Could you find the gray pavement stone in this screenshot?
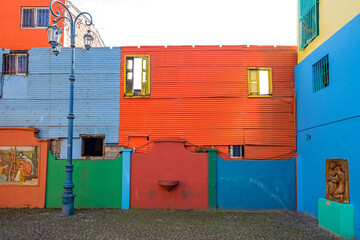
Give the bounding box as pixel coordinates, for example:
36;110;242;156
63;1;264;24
0;209;344;240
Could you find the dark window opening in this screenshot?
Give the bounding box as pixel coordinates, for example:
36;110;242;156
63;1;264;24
229;145;244;158
82;136;104;157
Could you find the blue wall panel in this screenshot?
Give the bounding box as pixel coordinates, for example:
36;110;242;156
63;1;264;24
295;13;360;238
0;47;120;148
217;156;296;210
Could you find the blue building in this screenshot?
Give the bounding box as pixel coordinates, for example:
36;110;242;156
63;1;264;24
296;0;360;238
0;47;121;159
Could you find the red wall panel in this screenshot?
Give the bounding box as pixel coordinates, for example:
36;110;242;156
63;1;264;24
131;141;208;209
120;45;297;160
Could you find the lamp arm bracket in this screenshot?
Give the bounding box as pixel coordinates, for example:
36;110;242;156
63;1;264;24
50;0;74;25
74;12;93;27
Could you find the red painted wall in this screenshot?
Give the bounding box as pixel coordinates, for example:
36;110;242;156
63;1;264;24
0;128;49;208
119;45;297;160
131;141;208;209
0;0;64;49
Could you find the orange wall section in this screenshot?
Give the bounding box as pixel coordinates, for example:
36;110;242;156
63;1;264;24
119;45;298;160
0;128;49;208
0;0;65;49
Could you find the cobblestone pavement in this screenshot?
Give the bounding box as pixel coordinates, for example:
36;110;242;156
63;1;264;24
0;209;344;240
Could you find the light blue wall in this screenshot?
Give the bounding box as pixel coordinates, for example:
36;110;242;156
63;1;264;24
217;156;296;210
295;13;360;238
0;47;121;156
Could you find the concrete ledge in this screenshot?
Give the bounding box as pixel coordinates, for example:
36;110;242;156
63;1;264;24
318;198;354;238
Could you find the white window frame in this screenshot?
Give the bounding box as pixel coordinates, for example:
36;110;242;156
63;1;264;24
229;145;244;158
21;7;50;29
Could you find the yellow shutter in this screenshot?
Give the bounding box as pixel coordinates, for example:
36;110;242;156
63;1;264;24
248;69;259;95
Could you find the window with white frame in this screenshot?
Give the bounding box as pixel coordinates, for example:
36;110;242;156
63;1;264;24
229;145;244;158
21;7;50;28
2;52;28;75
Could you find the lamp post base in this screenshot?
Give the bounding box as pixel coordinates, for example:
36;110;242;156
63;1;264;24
62;194;75;216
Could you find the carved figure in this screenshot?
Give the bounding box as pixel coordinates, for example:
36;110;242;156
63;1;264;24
325;159;350;204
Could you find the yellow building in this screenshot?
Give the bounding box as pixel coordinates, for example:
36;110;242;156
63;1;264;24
298;0;360;62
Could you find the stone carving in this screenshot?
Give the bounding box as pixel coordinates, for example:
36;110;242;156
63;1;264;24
326;159;350;204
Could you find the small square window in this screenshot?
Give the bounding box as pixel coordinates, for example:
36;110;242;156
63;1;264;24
248;68;272;97
22;7;50;28
2;52;28;75
124;55;150;97
229;145;244;158
313;55;329;92
82;136;104;157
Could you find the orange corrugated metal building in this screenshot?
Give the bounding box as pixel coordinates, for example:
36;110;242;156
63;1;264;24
119;45;297;160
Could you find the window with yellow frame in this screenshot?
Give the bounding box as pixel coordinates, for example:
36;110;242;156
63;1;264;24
248;67;272;97
124;55;150;97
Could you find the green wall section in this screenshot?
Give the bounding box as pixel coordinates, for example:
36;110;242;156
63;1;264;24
46;152;122;208
207;149;218;210
318;198;354;238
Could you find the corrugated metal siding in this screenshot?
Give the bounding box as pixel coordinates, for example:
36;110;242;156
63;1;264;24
119;45;297;160
0;47;120;144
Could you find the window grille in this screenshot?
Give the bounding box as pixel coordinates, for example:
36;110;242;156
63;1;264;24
22;8;50;28
229;145;244;158
312;55;329;92
2;53;28;75
298;0;319;50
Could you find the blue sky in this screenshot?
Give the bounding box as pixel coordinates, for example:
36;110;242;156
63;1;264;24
70;0;297;47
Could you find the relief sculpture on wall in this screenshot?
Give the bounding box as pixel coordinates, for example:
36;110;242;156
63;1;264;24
325;158;350;204
0;147;38;185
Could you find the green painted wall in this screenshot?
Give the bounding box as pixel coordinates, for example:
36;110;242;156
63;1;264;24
318;198;354;238
207;149;218;210
46;152;122;208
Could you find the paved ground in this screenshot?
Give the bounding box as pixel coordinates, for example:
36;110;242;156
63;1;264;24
0;209;343;240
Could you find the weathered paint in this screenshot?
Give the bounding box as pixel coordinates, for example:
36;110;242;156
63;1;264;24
207;149;217;210
298;2;360;62
318;198;354;238
0;47;120;157
121;149;132;209
217;155;296;210
0;128;48;208
130;141;208;209
119;45;297;160
295;14;360;238
46;151;122;208
0;0;65;49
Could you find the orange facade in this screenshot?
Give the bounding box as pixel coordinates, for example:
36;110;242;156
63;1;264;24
0;128;49;208
0;0;64;49
119;45;297;160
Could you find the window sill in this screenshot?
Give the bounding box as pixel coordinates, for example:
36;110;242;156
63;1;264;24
248;94;272;98
124;95;150;98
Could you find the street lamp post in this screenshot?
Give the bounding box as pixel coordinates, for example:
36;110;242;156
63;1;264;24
46;0;94;216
